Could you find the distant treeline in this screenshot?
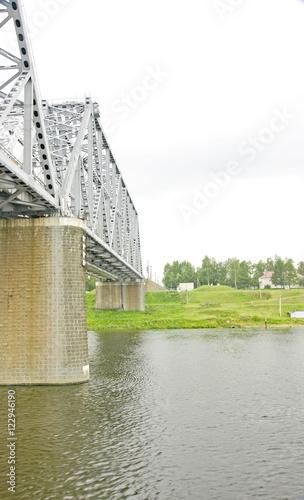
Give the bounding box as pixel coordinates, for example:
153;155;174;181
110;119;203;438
163;256;304;290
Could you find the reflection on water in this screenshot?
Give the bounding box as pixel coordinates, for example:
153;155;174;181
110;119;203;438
1;328;304;499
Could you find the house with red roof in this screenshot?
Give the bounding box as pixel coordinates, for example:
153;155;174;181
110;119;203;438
259;270;304;289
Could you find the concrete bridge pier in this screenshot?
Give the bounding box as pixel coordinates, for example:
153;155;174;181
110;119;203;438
0;217;89;385
95;281;145;311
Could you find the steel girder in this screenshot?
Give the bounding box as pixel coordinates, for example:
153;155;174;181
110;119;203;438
0;0;143;281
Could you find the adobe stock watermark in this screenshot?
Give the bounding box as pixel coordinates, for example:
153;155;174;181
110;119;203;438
179;107;295;224
102;65;169;134
213;0;246;21
7;390;16;494
6;0;72;49
29;0;72;36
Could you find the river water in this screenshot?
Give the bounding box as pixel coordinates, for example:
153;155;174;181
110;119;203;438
1;328;304;500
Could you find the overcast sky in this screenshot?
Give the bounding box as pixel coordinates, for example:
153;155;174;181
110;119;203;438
20;0;304;282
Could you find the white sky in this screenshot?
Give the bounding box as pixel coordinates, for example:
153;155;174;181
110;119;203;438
20;0;304;282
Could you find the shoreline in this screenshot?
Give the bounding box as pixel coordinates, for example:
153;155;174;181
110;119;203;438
86;286;304;332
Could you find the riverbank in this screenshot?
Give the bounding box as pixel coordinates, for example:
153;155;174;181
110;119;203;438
86;285;304;331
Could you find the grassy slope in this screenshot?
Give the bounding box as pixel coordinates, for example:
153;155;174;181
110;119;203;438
86;286;304;331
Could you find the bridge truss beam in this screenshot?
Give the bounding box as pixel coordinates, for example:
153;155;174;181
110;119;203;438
0;0;143;281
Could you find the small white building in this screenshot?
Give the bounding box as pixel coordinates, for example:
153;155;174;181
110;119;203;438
288;310;304;319
177;283;194;292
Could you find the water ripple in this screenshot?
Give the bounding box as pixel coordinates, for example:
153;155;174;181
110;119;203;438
1;328;304;499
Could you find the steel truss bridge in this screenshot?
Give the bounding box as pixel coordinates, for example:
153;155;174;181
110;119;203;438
0;0;143;282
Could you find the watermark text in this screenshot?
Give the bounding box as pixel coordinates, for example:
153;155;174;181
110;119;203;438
179;107;295;223
7;390;16;494
213;0;246;21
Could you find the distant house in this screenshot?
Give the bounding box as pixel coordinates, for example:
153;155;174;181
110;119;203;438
177;283;194;292
259;270;304;289
259;271;274;289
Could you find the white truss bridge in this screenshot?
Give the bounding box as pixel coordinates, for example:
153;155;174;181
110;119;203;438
0;0;143;282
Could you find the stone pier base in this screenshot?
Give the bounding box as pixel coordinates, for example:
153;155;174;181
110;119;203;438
0;217;89;385
95;282;123;310
122;283;145;311
96;281;145;311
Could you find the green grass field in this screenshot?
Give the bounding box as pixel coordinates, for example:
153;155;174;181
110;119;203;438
86;285;304;331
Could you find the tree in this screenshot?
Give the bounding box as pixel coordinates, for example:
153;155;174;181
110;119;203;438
197;256;218;285
297;261;304;276
271;256;285;288
180;261;196;284
199;256;212;285
197;257;226;286
86;276;96;291
252;260;266;288
163;261;196;289
266;257;275;271
216;261;228;285
210;259;223;285
238;261;253;289
163;261;181;289
163;255;301;290
225;258;240;288
284;258;298;287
